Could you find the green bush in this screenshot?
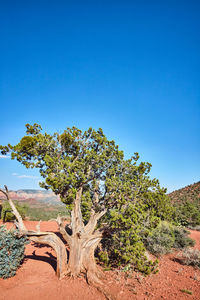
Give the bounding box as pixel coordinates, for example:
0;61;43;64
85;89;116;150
174;200;200;227
1;201;28;222
145;221;175;256
0;226;27;278
97;185;173;274
99;205;159;274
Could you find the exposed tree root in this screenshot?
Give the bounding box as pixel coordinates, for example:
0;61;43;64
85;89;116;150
86;271;117;300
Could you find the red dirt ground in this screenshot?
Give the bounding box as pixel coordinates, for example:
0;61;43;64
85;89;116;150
0;221;200;300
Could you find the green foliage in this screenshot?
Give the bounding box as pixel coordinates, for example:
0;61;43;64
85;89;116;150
174;200;200;227
169;182;200;227
1;201;28;222
26;205;70;221
0;123;174;275
144;221;195;256
180;289;193;295
99;203;160;274
98;250;109;266
0;226;27;279
99;182;172;272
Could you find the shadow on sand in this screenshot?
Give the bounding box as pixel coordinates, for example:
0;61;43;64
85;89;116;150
25;250;57;272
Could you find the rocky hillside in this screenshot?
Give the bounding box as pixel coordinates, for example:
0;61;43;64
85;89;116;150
168;182;200;227
168;181;200;204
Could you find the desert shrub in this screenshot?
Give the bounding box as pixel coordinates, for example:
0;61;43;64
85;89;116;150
144;221;175;256
177;248;200;268
144;221;195;256
173;227;195;249
0;225;27;278
1;201;28;222
188;225;200;231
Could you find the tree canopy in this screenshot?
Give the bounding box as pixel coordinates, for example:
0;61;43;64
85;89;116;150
0;123;173;277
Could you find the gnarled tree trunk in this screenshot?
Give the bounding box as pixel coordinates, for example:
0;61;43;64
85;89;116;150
57;187;106;282
0;186;115;300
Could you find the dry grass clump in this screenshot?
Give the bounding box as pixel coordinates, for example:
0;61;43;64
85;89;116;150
177;248;200;268
188;225;200;231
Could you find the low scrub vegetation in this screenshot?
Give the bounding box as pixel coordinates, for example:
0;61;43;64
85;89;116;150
169;182;200;227
180;289;193;295
0;200;68;222
175;200;200;227
144;221;194;256
177;248;200;268
25;205;69;221
188;225;200;231
0;225;27;279
173;226;195;249
1;201;28;222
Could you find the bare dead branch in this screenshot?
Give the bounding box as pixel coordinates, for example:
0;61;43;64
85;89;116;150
0;186;27;232
54;214;72;246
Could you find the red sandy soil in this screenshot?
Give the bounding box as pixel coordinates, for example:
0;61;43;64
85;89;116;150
0;221;200;300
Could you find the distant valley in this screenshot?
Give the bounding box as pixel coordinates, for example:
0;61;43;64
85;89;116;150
0;189;64;207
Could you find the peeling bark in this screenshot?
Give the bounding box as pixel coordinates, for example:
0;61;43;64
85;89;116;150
71;187;84;234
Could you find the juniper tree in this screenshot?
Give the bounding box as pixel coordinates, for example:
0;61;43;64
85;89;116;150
0;124;172;297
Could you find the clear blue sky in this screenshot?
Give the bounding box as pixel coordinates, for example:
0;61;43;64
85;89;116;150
0;1;199;192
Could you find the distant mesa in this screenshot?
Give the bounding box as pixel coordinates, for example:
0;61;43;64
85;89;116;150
0;189;64;206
